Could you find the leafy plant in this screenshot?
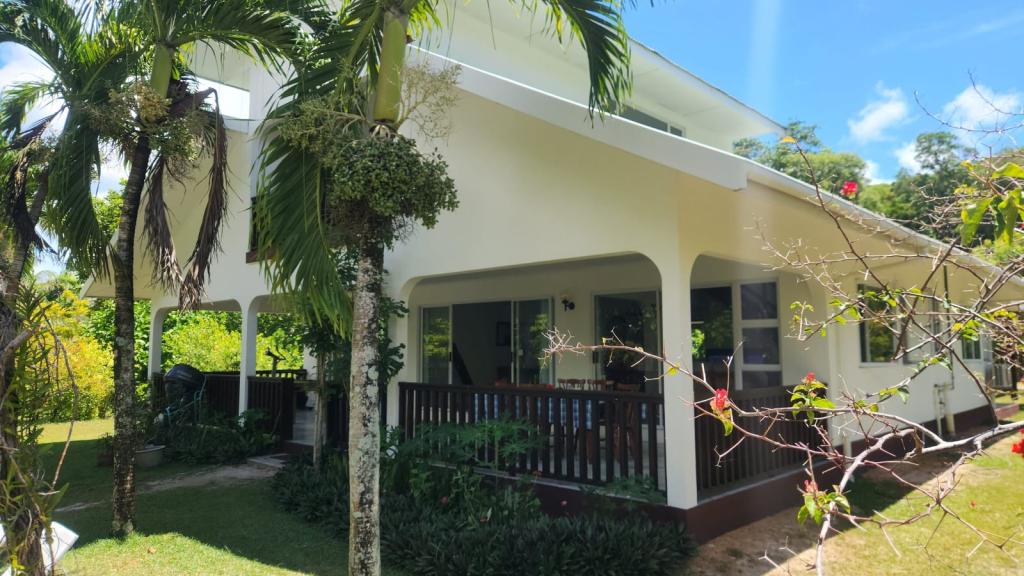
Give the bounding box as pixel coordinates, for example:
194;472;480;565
162;409;274;464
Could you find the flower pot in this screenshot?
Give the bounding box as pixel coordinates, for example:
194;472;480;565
135;444;165;468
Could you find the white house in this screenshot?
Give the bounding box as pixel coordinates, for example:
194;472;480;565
83;1;1021;540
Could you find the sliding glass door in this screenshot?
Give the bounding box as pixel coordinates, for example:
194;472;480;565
420;299;553;386
594;291;661;392
514;299;553;385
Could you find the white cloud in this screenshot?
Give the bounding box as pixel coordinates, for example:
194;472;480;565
863;160;891;184
894;141;921;174
847;83;910;144
941;84;1022;144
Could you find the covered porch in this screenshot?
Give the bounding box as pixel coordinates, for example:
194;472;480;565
144;296;326;448
391;253;828;500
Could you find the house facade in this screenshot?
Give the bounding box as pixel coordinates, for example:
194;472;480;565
83;2;1016;540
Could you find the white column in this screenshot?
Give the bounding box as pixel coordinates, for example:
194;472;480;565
385;314;407;428
659;253;698;509
148;306;170;378
239;299;259;415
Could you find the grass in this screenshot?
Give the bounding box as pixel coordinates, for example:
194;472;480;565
817;431;1024;575
40;419;402;576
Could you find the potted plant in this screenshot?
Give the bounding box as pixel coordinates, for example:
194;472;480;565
96;434;114;466
134;409;165;469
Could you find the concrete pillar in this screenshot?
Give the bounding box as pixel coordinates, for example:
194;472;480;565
147;306;170;378
658;252;698;509
239;299;259;415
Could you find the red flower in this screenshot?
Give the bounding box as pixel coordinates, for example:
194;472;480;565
803;372;816;384
711;388;729;412
840;181;858;198
970;500;976;509
1012;439;1024;456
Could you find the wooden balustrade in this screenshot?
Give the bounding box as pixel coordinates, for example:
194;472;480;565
247;376;296;441
694;385;821;497
204;373;241;417
398;382;665;490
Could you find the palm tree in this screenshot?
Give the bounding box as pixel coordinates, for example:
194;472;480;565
93;0;305;536
255;3;632;573
0;1;138;570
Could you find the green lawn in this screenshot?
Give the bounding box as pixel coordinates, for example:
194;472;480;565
818;430;1024;575
41;420;402;576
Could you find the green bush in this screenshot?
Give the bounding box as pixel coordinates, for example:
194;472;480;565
272;453;349;534
163;410;275;464
271;420;697;576
380;494;695;576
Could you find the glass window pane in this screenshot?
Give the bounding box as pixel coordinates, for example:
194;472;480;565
741;282;777;320
743;370;782;389
861;322;894;363
421;307;449;384
453;302;512;386
742;327;779;364
596;292;660;388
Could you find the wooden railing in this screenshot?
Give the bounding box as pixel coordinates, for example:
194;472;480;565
247;376;298;441
398;382;665;490
205;373;242;417
694;385;821;498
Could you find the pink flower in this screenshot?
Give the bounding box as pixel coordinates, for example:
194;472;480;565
440;496;449;505
803;479;818;494
560;500;568;507
840;181;858;198
803;372;816;384
711;388;729;412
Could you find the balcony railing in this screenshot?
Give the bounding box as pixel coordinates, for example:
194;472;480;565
398;382;666;490
694;385;822;498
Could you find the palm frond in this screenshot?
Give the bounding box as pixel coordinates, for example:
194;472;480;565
255;131;352;330
180;92;229;309
45;110;108;278
0;80;54;140
140;155;183;292
531;0;631;113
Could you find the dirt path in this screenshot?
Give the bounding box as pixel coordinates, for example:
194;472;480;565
56;463;275;513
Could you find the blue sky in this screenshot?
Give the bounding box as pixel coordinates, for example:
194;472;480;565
624;1;1024;182
2;2;1020;190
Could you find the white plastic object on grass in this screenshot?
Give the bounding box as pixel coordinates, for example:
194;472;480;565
0;521;78;576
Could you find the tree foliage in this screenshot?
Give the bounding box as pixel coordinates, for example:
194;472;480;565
734;121;867;194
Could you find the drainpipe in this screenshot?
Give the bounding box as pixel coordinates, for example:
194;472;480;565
933;382;956;438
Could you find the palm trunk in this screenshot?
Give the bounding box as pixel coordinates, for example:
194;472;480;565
347;242;384;576
110;134;152;537
313;355;326;470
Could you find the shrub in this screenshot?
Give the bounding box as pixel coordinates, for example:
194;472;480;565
271;420;697;576
379;494;697;576
272;452;349;534
162;410;275;464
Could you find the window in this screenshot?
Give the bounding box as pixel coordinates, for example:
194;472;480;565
859;286;896;363
902;296;940;365
619;106;686;139
963;336;982;361
738;282;781;388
